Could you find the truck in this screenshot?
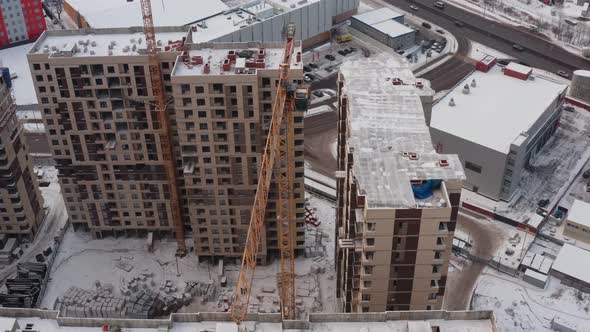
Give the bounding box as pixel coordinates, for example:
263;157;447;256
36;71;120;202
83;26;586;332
336;35;352;43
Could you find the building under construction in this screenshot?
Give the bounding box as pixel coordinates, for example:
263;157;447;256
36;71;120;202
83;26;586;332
27;27;306;260
335;55;465;312
0;71;45;240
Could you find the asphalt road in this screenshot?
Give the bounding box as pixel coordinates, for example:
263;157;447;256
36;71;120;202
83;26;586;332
384;0;590;75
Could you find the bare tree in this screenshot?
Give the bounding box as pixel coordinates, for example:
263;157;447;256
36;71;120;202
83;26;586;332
47;0;64;20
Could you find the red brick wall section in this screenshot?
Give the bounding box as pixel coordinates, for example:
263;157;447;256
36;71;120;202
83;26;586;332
20;0;46;41
462;202;495;218
565;97;590;111
0;6;8;47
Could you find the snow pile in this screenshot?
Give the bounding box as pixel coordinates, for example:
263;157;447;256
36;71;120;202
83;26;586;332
472;269;590;331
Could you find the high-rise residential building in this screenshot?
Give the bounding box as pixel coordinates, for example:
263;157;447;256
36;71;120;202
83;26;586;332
0;0;46;47
27;27;305;260
0;71;44;239
335;56;465;312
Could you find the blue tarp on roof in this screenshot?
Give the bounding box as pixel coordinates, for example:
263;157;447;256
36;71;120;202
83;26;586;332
412;180;442;199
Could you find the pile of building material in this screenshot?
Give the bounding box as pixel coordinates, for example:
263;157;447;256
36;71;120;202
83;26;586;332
0;262;47;308
56;286;126;318
0;236;20;265
126;289;161;319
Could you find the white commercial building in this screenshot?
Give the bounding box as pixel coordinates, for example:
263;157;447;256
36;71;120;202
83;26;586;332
551;243;590;292
563;199;590;245
350;7;416;51
430;63;568;201
64;0;360;48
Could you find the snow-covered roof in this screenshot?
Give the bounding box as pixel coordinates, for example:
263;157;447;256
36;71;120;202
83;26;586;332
552;243;590;284
0;43;36;105
65;0;228;28
506;62;532;76
353;7;404;25
29;27;188;58
524;268;548;282
574;69;590;78
265;0;321;10
372;20;415;38
431;65;567;153
188;9;260;44
172;42;302;77
566;199;590;228
340;55;465;208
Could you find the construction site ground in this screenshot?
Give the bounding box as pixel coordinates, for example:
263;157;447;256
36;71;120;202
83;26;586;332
472;267;590;332
40;191;336;318
445;211;533;310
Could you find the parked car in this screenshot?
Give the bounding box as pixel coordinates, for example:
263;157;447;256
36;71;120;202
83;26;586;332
396;50;405;55
338;50;347;56
557;70;570;79
563;105;575;112
538;199;549;208
435;29;445;34
309;63;319;69
303;65;312;72
497;59;511;66
434;1;445;9
586;182;590;192
512;44;525;51
583;169;590;179
313;91;324;98
421;22;432;29
304;74;315;82
325;54;336;61
454;20;465;27
410;5;419;10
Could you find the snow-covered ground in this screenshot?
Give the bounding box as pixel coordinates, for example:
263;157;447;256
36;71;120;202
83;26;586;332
469;40;510;59
0;43;36;105
472;268;590;332
448;0;590;56
462;104;590;225
40;191;337;317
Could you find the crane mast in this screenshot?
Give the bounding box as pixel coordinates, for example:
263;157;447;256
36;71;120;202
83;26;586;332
231;24;298;323
139;0;186;256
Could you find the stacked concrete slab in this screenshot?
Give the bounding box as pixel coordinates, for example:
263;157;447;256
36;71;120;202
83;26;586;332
57;287;126;318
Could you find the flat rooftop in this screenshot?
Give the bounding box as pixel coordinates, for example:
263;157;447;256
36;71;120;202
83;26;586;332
172;42;302;77
65;0;228;28
567;199;590;228
188;9;260;44
264;0;321;10
431;64;567;154
29;27;188;58
340;55;465;209
353;7;404;25
372;19;415;38
552;243;590;284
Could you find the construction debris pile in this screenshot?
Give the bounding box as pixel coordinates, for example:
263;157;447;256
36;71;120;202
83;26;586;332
55;276;227;319
0;262;47;308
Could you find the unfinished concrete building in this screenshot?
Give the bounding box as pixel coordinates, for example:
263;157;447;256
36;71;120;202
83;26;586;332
335;56;465;312
0;73;44;240
27;27;305;259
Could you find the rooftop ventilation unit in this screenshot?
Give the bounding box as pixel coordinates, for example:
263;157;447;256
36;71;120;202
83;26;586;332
471;78;476;87
462;84;470;94
449;98;455;107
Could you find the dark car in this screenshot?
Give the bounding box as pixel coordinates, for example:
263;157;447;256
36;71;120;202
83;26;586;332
309;63;319;69
421;22;432;29
563;105;575;112
512;44;525;51
584;169;590;179
497;59;511;66
338;50;347;56
435;29;445;34
303;65;312;72
454;20;465;27
313;91;324;98
325;54;336;61
538;199;549;208
396;50;405;55
557;70;570;79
